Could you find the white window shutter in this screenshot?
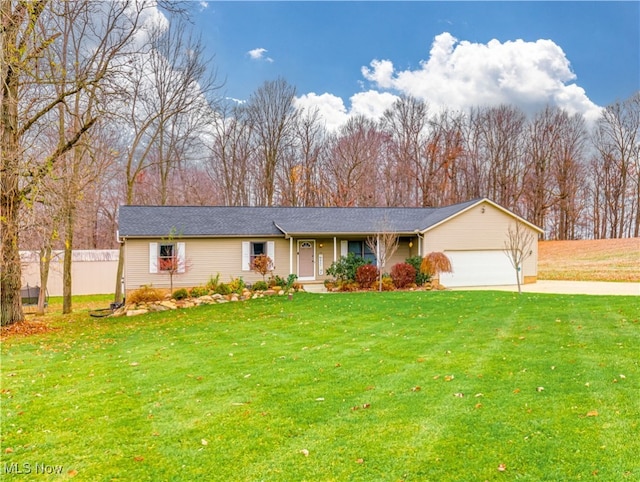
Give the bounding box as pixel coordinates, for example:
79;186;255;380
340;240;348;257
267;241;275;265
242;242;250;271
177;242;186;273
149;242;158;273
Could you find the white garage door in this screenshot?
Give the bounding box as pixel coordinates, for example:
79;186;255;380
439;250;518;287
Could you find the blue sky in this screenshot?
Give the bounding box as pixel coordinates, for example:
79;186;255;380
189;1;639;128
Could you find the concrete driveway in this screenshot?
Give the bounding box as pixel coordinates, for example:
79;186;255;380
454;280;640;296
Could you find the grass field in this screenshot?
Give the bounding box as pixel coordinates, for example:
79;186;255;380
538;238;640;282
2;292;639;481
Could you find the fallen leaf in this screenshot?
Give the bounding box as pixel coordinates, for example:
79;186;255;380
475;393;483;397
454;392;464;398
4;447;13;454
513;388;521;394
134;456;144;462
129;362;139;366
433;375;440;380
362;403;371;409
300;449;309;457
586;410;599;417
68;469;78;477
475;403;483;409
201;439;208;446
444;375;454;382
498;463;507;472
411;386;421;392
356;458;364;464
536;386;544;392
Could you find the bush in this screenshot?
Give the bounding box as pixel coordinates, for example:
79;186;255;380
250;254;273;280
284;274;298;290
215;283;231;296
406;256;431;285
206;274;220;292
356;264;379;288
227;277;245;294
172;288;189;300
128;285;164;304
326;253;368;282
337;280;359;292
391;263;417;289
189;286;209;298
380;275;395;291
252;280;268;291
421;252;453;277
268;274;286;288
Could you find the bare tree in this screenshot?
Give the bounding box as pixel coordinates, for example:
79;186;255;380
278;106;326;206
112;17;221;302
503;222;535;294
207;102;254;206
591;93;640;238
366;218;399;291
325;115;385;206
246;78;298;206
1;0;150;325
380;96;429;206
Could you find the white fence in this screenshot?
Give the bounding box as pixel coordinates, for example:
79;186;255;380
20;250;119;296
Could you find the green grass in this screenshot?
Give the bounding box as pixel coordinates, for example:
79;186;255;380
2;292;639;481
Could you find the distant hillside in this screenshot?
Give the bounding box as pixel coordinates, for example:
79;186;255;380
538;238;640;282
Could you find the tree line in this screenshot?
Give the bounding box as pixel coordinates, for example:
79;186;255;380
2;1;639;324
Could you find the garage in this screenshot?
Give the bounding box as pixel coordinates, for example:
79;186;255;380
439;250;518;287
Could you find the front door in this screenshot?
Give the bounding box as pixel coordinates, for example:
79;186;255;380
298;241;315;280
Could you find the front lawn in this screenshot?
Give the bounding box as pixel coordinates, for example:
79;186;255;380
1;292;638;481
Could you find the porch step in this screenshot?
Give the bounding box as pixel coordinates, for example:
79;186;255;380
302;284;327;293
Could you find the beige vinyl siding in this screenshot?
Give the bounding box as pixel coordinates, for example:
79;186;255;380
124;237;292;292
422;202;539;279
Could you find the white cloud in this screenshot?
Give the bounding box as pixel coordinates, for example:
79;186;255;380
247;47;274;63
199;1;209;10
349;90;399;120
294;93;349;132
362;32;602;122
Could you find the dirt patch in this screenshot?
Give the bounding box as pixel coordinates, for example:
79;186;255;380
539;238;640;282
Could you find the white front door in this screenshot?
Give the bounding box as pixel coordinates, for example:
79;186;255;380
298;241;315;280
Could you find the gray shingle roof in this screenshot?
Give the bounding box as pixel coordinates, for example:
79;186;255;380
118;199;482;238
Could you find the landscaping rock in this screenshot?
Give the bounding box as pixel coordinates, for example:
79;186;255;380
127;309;148;316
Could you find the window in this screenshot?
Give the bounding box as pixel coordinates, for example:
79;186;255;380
149;242;185;274
158;243;175;271
250;242;266;265
242;241;275;271
348;241;376;263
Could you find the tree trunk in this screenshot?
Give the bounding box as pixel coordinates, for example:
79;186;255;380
37;246;52;315
1;10;25;325
62;208;74;314
0;200;25;325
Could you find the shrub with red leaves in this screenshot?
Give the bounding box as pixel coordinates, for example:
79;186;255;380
391;262;417;289
356;264;379;288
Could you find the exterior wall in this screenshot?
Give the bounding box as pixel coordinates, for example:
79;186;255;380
422;201;539;281
124;235;422;292
20;250;119;296
124;237;293;292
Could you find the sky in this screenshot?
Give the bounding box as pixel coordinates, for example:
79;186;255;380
189;1;639;130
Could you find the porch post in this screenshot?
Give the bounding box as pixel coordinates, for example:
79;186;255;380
289;237;294;275
333;237;337;263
